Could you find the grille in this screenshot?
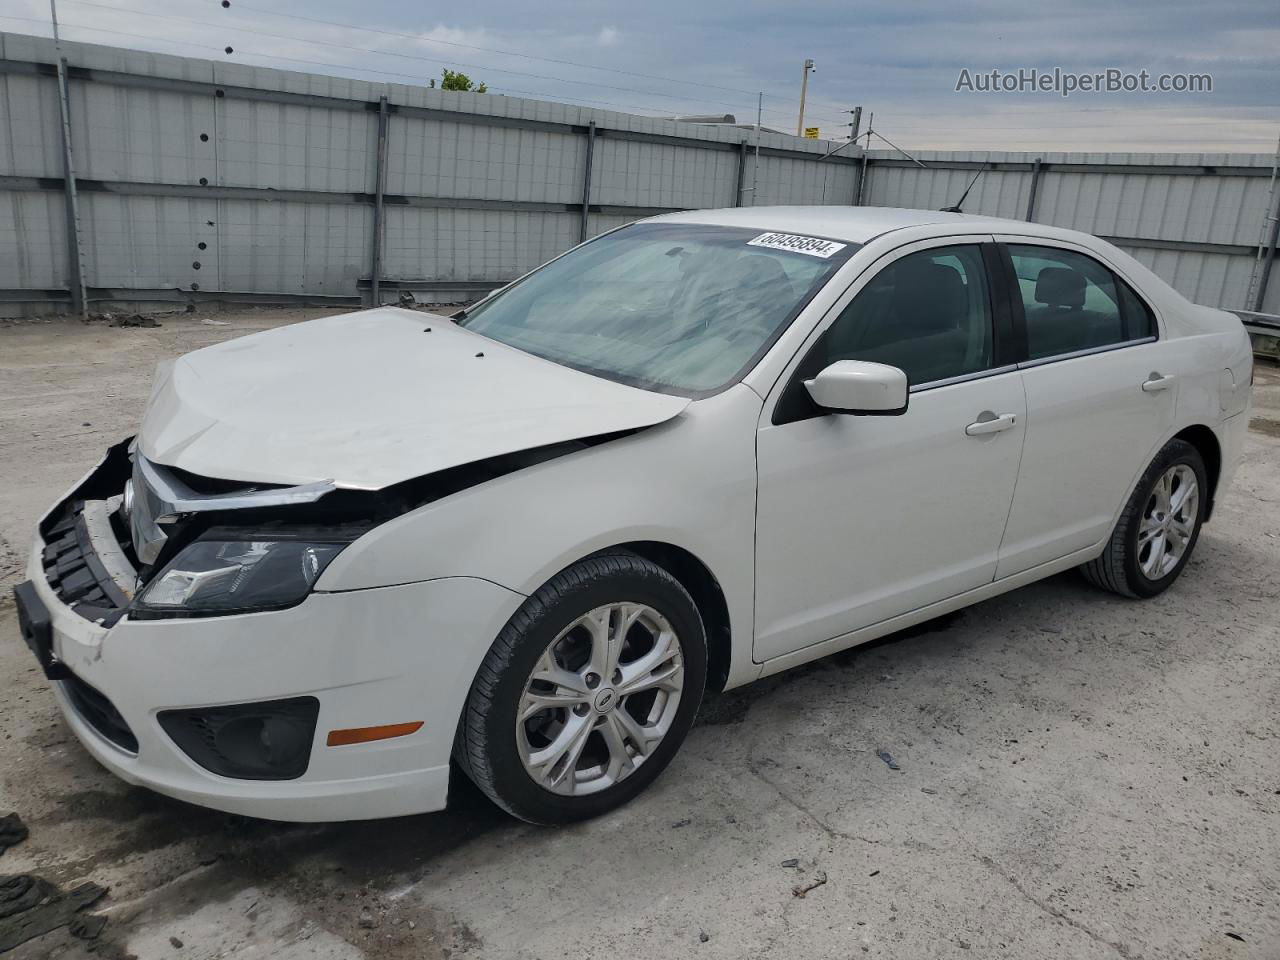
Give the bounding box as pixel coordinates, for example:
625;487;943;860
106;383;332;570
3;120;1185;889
41;505;130;625
61;672;138;753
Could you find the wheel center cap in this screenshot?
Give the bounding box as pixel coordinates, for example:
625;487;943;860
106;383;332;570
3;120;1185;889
592;688;617;713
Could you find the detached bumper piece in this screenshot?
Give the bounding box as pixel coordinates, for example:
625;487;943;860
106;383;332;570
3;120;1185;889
40;506;130;626
158;698;320;780
13;580;67;680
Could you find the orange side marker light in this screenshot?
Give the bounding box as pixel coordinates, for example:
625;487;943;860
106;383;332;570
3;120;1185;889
326;721;423;747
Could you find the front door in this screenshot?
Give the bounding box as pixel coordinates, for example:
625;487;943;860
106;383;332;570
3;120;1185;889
753;239;1026;661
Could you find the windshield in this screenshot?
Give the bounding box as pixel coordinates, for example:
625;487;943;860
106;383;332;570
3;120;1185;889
458;222;856;394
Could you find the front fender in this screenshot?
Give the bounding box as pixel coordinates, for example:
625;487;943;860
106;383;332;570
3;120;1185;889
317;385;762;662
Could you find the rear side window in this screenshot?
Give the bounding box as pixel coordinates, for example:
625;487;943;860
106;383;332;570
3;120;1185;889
1116;278;1156;340
1007;245;1154;361
820;244;994;386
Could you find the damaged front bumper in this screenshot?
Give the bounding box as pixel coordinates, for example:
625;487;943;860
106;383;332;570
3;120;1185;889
14;445;526;822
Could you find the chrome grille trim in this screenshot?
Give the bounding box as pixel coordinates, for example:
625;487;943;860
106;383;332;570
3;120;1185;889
129;455;337;564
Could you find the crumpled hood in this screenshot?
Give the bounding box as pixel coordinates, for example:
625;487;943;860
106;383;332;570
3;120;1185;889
139;307;689;489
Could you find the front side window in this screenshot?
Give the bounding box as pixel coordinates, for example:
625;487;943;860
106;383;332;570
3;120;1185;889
819;244;995;386
459;223;856;394
1007;244;1154;361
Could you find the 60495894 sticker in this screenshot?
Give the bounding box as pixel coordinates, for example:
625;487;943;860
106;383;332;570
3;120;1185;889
746;232;847;259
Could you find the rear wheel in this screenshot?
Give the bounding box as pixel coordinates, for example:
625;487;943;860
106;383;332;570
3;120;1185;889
1081;438;1207;598
455;552;706;824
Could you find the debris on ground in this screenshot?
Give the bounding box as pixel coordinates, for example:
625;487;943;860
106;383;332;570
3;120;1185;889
0;813;28;856
0;809;112;950
920;787;938;795
169;934;184;948
780;859;800;869
671;818;692;829
699;929;710;942
1225;932;1246;942
792;871;828;898
0;878;108;952
877;749;901;771
69;912;108;940
200;317;231;326
0;875;45;917
110;314;162;328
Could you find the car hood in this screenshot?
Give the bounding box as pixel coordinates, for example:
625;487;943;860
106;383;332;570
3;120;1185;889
138;307;690;489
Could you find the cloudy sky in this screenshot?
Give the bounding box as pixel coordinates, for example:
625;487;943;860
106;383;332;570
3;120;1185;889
4;0;1278;152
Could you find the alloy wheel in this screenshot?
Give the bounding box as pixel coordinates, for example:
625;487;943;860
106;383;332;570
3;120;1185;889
1137;464;1199;580
516;603;684;796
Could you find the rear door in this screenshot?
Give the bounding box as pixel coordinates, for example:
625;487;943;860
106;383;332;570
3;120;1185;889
993;238;1178;577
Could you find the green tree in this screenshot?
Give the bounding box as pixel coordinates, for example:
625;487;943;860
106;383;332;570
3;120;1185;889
440;69;488;93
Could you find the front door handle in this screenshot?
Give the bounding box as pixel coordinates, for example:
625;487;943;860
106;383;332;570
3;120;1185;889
965;412;1017;436
1142;372;1175;393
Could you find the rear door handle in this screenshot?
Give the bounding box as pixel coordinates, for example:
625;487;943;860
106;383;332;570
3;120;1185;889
965;412;1017;436
1142;373;1175;393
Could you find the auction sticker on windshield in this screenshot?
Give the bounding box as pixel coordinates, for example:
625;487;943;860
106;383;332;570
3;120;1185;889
747;232;847;258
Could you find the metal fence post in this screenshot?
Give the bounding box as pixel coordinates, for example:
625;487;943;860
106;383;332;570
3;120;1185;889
1253;193;1280;312
50;0;87;317
370;95;389;306
735;139;748;207
579;121;596;243
1024;157;1043;221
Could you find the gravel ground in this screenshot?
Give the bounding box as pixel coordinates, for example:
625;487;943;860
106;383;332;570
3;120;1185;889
1;309;1278;960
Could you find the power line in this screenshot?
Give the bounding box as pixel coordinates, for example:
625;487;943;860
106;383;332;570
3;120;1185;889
225;0;775;103
68;0;854;128
1;11;853;133
61;0;807;125
1;13;839;126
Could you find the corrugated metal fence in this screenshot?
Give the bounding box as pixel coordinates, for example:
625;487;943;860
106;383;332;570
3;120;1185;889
0;32;859;316
863;150;1280;316
2;32;1277;318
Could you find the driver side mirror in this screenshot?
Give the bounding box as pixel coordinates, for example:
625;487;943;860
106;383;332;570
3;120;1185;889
804;360;908;415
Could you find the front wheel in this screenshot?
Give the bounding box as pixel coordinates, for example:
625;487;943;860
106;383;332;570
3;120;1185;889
1081;438;1207;598
455;552;707;824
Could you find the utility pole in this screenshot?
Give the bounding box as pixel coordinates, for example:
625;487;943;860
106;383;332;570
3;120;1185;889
848;106;862;142
750;91;762;206
50;0;87;319
796;59;815;136
855;111;873;205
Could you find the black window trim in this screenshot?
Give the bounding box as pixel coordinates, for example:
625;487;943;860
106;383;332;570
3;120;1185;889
997;240;1161;369
770;237;1011;425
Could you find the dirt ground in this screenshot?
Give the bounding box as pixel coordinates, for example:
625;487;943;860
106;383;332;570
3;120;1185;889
1;308;1278;960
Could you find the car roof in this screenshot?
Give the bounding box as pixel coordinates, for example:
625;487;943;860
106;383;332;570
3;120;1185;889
649;205;1094;247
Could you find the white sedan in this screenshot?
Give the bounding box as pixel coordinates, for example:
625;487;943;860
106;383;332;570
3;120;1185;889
15;206;1252;824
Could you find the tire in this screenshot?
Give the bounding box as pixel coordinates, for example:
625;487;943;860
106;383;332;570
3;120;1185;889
455;552;707;824
1080;438;1208;599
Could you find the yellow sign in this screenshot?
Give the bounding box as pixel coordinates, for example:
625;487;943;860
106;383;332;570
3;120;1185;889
803;127;820;139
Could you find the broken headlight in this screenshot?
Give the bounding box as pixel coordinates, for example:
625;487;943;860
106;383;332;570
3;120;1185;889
131;533;349;618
